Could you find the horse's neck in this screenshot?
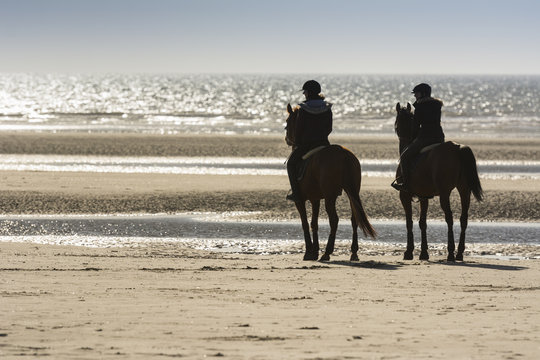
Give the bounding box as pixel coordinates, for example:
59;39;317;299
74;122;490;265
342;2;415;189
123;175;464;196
399;137;411;155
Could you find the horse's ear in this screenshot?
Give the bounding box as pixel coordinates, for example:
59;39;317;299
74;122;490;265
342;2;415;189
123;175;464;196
396;102;401;113
287;103;293;114
406;102;411;111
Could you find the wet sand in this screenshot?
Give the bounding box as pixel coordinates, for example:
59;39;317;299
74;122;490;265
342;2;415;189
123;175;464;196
0;132;538;159
0;132;538;221
1;132;539;359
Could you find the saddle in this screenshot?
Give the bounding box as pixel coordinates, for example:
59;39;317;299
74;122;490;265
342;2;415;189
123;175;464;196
419;143;441;154
296;145;329;181
411;142;443;168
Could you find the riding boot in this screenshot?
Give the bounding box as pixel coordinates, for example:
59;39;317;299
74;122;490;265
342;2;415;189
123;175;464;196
401;168;410;191
286;165;301;202
391;163;409;191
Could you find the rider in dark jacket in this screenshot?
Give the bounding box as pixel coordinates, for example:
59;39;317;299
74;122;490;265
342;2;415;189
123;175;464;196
286;80;332;202
392;83;445;191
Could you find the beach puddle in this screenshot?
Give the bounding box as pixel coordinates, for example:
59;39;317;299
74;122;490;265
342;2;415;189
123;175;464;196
0;213;538;258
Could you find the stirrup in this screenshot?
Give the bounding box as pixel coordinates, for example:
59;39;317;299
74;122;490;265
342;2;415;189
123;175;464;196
391;179;405;191
286;190;301;202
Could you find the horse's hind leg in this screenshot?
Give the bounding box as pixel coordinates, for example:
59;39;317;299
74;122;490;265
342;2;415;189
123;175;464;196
320;197;339;262
350;206;359;261
310;200;321;259
456;187;471;261
440;193;456;262
419;198;429;260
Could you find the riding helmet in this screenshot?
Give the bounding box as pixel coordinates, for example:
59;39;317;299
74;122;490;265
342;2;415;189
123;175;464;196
411;83;432;96
301;80;321;94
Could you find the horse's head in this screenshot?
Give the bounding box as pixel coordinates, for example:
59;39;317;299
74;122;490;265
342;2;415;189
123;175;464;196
285;103;298;147
395;102;414;153
394;102;413;139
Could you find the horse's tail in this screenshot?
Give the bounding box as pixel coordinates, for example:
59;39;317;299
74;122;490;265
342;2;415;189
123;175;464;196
459;145;484;202
342;151;377;238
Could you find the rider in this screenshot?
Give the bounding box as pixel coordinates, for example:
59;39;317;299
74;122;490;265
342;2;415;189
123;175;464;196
392;83;445;191
286;80;333;202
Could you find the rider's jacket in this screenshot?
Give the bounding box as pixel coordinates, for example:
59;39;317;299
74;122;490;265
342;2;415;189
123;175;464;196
295;99;333;148
412;97;444;141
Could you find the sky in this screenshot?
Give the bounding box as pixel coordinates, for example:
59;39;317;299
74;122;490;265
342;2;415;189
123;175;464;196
1;0;539;74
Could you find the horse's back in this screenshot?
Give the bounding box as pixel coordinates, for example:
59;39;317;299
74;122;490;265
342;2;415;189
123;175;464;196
418;141;463;194
303;144;361;198
313;145;360;172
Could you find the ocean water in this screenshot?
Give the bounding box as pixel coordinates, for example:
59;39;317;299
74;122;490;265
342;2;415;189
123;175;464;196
0;73;539;137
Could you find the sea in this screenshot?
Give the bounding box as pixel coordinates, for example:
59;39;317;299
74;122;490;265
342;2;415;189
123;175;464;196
1;73;539;137
0;73;539;255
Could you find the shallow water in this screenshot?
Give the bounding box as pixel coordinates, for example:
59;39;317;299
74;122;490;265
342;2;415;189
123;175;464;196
1;214;538;256
0;154;538;179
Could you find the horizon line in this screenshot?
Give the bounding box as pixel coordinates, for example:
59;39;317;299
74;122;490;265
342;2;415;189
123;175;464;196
1;71;539;77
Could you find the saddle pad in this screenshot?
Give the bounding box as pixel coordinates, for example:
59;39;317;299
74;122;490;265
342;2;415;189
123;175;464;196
302;145;328;160
419;143;440;154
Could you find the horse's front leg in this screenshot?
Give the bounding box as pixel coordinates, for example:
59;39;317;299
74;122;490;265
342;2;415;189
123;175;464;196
419;198;429;260
310;200;321;259
440;193;455;262
400;192;415;260
296;201;316;261
320;197;339;262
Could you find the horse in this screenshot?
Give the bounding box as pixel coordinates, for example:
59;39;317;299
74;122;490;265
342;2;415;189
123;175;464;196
285;103;376;261
394;102;483;261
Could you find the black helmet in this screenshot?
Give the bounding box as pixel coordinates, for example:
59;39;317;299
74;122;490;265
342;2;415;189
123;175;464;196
301;80;321;94
411;83;431;96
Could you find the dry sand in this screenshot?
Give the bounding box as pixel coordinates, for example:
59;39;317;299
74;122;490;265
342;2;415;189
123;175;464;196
1;133;539;359
2;242;540;359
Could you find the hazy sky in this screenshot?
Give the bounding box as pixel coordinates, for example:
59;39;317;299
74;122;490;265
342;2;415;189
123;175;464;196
1;0;539;74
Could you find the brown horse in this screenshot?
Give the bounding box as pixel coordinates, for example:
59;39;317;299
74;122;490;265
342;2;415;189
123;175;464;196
285;103;376;261
395;102;483;261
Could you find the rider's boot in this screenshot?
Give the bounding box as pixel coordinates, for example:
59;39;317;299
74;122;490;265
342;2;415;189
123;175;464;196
286;171;302;202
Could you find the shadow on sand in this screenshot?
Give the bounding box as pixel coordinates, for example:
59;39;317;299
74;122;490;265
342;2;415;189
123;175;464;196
438;260;527;271
326;260;403;270
325;259;526;271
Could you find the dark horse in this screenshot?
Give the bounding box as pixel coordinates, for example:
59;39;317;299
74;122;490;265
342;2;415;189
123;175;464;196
395;103;483;261
285;104;376;261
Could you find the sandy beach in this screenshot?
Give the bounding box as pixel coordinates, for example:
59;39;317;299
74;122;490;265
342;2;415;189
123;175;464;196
2;242;540;359
0;133;538;221
1;132;539;359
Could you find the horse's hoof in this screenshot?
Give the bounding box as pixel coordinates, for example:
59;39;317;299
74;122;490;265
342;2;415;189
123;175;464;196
350;254;359;262
319;254;330;262
447;254;456;262
419;252;429;261
456;253;464;261
403;252;414;260
303;251;318;261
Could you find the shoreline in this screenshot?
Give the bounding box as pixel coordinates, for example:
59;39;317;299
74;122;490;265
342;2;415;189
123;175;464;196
0;132;538;221
0;171;538;221
0;131;539;160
